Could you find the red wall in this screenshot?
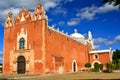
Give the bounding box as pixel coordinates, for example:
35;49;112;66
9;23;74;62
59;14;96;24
90;52;111;66
45;28;90;72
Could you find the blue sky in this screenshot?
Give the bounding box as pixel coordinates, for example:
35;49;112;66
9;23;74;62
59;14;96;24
0;0;120;63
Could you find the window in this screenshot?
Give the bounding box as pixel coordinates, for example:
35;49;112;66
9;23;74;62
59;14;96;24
94;54;98;59
19;38;25;49
95;55;98;59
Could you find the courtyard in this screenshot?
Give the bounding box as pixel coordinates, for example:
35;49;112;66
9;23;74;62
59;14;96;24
0;72;120;80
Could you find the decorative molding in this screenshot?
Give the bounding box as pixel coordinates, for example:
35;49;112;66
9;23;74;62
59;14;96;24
20;13;26;21
91;60;101;68
34;60;43;63
93;54;99;60
17;28;27;50
90;50;111;54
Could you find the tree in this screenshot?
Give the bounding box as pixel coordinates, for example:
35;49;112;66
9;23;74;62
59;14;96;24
106;62;115;72
112;49;120;69
103;0;120;9
85;63;91;71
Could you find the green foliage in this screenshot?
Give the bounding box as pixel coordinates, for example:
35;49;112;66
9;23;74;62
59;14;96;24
113;49;120;60
0;67;2;72
106;62;115;73
94;63;99;72
93;63;103;72
99;64;103;71
85;63;91;68
112;49;120;69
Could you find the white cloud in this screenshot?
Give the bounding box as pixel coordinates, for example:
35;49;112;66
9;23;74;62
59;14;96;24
105;35;120;46
58;21;65;26
76;3;118;20
115;35;120;42
94;35;120;46
50;6;67;16
94;45;101;50
67;18;80;26
94;38;107;44
76;6;97;20
43;2;57;11
97;2;118;13
0;0;66;23
105;41;114;46
0;52;3;56
67;2;118;26
0;7;21;22
64;0;74;3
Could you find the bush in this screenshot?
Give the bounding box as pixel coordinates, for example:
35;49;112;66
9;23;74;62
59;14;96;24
106;62;115;73
113;59;120;70
85;63;91;68
99;64;103;71
0;67;2;72
85;63;91;72
93;63;103;72
94;63;99;72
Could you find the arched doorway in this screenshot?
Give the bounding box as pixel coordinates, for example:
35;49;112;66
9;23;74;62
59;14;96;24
17;56;26;74
72;60;78;72
94;62;99;71
73;62;76;72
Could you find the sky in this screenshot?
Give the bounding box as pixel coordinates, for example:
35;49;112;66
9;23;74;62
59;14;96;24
0;0;120;63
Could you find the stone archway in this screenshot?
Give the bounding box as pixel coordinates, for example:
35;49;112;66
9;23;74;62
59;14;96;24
17;56;26;74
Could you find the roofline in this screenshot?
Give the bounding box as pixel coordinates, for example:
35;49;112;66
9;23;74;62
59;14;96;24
89;49;111;54
48;26;87;45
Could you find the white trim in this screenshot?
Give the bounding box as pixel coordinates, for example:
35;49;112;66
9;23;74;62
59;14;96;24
91;60;101;68
48;26;87;45
90;50;110;54
72;59;78;72
20;13;25;22
17;28;27;50
93;54;99;60
109;48;113;62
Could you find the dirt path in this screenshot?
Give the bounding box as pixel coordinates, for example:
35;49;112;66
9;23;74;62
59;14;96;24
0;72;120;80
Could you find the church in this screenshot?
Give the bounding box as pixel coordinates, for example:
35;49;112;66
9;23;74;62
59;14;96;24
3;2;112;74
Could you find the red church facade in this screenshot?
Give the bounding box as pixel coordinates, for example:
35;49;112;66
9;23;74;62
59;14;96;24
3;3;112;74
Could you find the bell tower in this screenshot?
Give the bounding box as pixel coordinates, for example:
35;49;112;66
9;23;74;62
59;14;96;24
88;31;94;50
4;12;15;28
32;2;48;21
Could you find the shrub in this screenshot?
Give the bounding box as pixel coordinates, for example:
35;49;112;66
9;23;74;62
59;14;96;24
106;62;115;73
85;63;91;72
99;64;103;71
0;67;2;72
94;63;99;72
85;63;91;68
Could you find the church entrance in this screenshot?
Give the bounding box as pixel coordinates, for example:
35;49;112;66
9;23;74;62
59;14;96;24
17;56;26;74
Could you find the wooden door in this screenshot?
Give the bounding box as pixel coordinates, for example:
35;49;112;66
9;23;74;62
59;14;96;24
17;56;26;74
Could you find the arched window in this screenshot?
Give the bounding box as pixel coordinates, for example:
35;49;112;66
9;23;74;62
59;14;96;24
72;59;78;72
94;54;98;59
19;38;25;49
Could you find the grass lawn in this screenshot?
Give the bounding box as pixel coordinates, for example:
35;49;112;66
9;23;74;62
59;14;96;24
0;72;120;80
